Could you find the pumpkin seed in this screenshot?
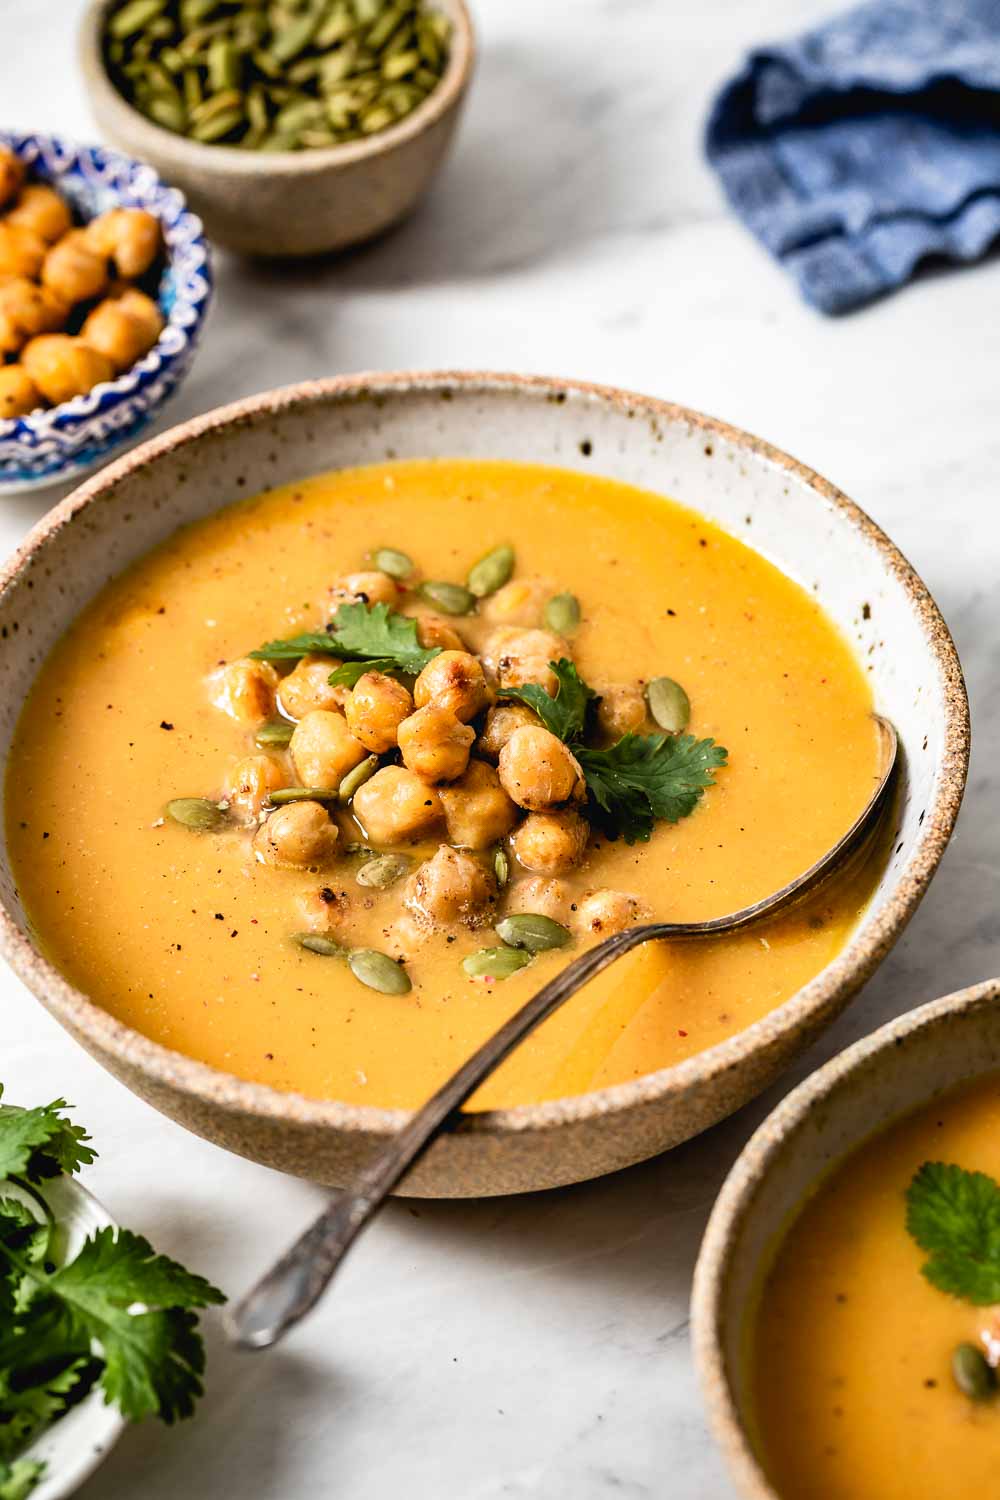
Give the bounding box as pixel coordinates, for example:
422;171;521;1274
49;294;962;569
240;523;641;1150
255;718;294;747
356;853;411;889
646;676;691;733
544;592;580;635
462;946;532;981
338;754;379;803
166;796;226;831
267;785;338;804
365;1;407;50
493;846;509;889
191;106;244;140
372;545;413;580
952;1343;996;1401
147;94;189;130
360;103;395;133
207;37;239;89
349;947;412;994
109;0;168;41
495;913;571;953
293;931;349;957
467;544;514;599
419;580;474;616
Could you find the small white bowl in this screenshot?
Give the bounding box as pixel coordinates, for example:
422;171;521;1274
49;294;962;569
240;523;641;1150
2;1175;126;1499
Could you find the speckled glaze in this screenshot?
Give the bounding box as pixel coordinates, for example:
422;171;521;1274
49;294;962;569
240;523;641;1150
0;374;970;1197
78;0;474;258
691;977;1000;1500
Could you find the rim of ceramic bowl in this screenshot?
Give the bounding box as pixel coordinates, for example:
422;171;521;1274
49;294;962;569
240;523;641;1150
689;975;1000;1500
0;371;971;1145
0;130;212;447
79;0;475;175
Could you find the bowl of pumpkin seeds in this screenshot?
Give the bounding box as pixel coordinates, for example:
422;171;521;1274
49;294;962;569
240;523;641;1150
79;0;474;257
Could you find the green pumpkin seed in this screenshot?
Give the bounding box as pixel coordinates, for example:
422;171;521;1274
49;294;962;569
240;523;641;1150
646;676;691;733
147;94;189;130
365;1;408;50
255;718;294;747
544;592;580;635
372;545;413;580
495;913;571;953
166;796;226;831
952;1343;996;1401
293;931;349;958
381;47;418;79
338;754;379;803
419;580;475;616
463;946;533;981
493;846;509;889
343;841;377;856
315;6;355;48
191;106;243;141
207;37;239;90
109;0;168;40
356;853;411;889
467;544;514;599
267;785;338;805
269;6;322;63
349;947;412;995
360;103;395;133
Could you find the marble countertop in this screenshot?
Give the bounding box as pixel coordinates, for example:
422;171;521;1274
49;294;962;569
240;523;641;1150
2;1;996;1495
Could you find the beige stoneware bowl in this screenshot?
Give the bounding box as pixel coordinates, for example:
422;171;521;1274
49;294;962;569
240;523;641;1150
79;0;474;257
0;373;969;1196
691;976;1000;1500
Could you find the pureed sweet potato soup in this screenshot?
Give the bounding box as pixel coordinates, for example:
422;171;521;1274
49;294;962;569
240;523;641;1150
751;1074;1000;1500
7;459;883;1110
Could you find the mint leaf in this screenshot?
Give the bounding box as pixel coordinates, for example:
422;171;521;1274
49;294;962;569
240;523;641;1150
0;1459;45;1500
498;659;596;743
251;602;439;677
578;733;728;844
906;1161;1000;1304
0;1090;95;1183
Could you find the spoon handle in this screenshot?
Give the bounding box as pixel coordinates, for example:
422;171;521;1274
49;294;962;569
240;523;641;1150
225;924;655;1349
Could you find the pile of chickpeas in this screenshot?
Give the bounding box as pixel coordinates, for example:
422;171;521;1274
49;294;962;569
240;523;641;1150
0;145;164;420
203;562;648;978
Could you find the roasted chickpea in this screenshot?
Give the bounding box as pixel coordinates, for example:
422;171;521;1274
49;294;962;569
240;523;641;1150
352;765;443;845
41;230;109;305
498;725;585;811
480;626;568;694
289;709;367;789
0;147;26;208
21;335;114;405
252;800;339;868
223;754;287;821
344;671;413;753
594;683;647;743
477;702;540;762
479;577;550;626
277;654;349;719
510;809;589;874
0;223;46;280
573;889;647;938
415;613;466;652
80;289;164;372
209;657;279;725
0;278;67;354
504;876;571;924
412;650;490;723
84;207;161;278
404;844;495;929
295;884;352;937
325;570;398;611
7;184;72;243
381;911;431;962
0;365;41;418
439;759;519;850
397;705;474;783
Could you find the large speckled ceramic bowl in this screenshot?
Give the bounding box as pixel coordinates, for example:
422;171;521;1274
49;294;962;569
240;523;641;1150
0;374;970;1197
691;977;1000;1500
79;0;474;257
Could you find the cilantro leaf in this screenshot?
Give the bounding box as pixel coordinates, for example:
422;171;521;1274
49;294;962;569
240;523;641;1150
251;603;439;677
327;657;396;689
498;659;596;743
0;1359;91;1460
906;1161;1000;1304
0;1090;95;1184
0;1459;45;1500
578;733;728;844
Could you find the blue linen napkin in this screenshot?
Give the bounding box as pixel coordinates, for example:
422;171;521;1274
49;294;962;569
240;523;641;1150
706;0;1000;313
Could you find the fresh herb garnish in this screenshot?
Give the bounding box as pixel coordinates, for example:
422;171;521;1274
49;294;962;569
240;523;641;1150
251;602;440;679
906;1161;1000;1304
0;1089;225;1490
500;659;727;843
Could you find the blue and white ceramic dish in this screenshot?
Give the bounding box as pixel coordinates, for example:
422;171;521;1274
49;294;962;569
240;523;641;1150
0;132;212;495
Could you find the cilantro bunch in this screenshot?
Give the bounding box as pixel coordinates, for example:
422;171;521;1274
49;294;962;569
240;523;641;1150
251;601;441;684
0;1088;225;1495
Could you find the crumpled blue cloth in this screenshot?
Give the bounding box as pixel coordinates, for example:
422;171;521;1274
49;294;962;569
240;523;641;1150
706;0;1000;313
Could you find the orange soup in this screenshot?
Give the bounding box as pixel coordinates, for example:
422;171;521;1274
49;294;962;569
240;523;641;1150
6;459;882;1109
752;1074;1000;1500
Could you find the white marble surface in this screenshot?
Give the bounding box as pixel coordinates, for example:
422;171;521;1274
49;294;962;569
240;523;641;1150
2;1;997;1495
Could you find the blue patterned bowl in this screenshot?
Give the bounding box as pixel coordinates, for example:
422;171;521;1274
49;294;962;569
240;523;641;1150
0;131;212;495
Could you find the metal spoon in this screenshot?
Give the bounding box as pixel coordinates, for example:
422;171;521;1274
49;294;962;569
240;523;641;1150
226;714;897;1350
